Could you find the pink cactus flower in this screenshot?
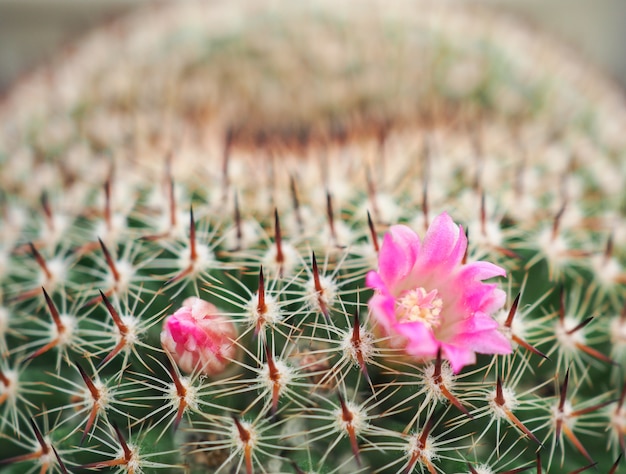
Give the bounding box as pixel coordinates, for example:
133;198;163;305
161;297;237;376
366;212;511;373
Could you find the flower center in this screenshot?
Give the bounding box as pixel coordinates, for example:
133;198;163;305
396;287;443;328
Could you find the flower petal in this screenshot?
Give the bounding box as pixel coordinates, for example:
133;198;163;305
396;321;439;357
456;282;506;316
419;212;466;271
161;298;238;376
459;312;512;355
480;287;507;315
365;270;387;292
368;292;397;332
441;343;477;374
366;212;509;374
378;224;420;293
454;261;507;313
457;260;507;282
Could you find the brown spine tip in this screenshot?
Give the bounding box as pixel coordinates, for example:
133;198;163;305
559;368;570;412
351;311;370;384
433;352;472;419
504;405;542;446
168;177;177;230
233;192;242;251
462;227;469;265
505;293;547;359
536;453;542;474
79;423;133;470
98;238;120;284
604;233;614;263
495;377;506;406
255;267;267;337
511;335;549;360
289;174;303;234
326;191;338;245
337;393;360;466
311;251;329;319
76;362;102;445
567;462;597;474
30;418;49;455
232;416;253;474
405;410;437;474
433;348;443;384
97;290;129;369
25;287;64;361
504;293;521;328
571;398;618;418
257;267;267;314
351;310;361;350
164;205;199;285
232;415;251;444
51;444;69;474
574;341;616;365
562;423;594;466
100;290;128;336
264;343;281;415
104;179;112;231
555;368;570;442
551;201;566;242
188;205;197;262
562;315;616;365
76;362;100;401
501;464;535;474
479;191;487;237
221;128;233;203
274;208;284;277
367;210;379;253
29;242;52;280
112;422;133;462
291;461;306;474
0;367;9;388
566;316;594;336
42;287;64;334
41;191;54;232
609;454;623;474
164;358;187;432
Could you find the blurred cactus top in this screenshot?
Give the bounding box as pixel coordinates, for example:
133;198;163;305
1;0;626;95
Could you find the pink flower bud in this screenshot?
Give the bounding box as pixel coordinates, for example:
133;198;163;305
161;297;237;376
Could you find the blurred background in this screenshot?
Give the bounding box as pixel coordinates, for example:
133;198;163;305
0;0;625;94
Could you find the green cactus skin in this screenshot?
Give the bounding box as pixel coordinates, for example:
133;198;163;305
0;1;625;473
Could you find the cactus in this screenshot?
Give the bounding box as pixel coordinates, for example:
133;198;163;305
0;0;625;472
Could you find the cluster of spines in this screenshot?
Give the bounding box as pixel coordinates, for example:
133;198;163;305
0;138;624;473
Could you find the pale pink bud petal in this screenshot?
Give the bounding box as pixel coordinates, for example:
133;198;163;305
161;297;238;376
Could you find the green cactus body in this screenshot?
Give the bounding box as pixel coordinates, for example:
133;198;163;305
0;1;625;472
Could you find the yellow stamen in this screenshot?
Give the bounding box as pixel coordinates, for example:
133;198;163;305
397;288;443;328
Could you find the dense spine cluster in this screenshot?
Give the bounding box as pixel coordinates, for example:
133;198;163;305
0;1;625;472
